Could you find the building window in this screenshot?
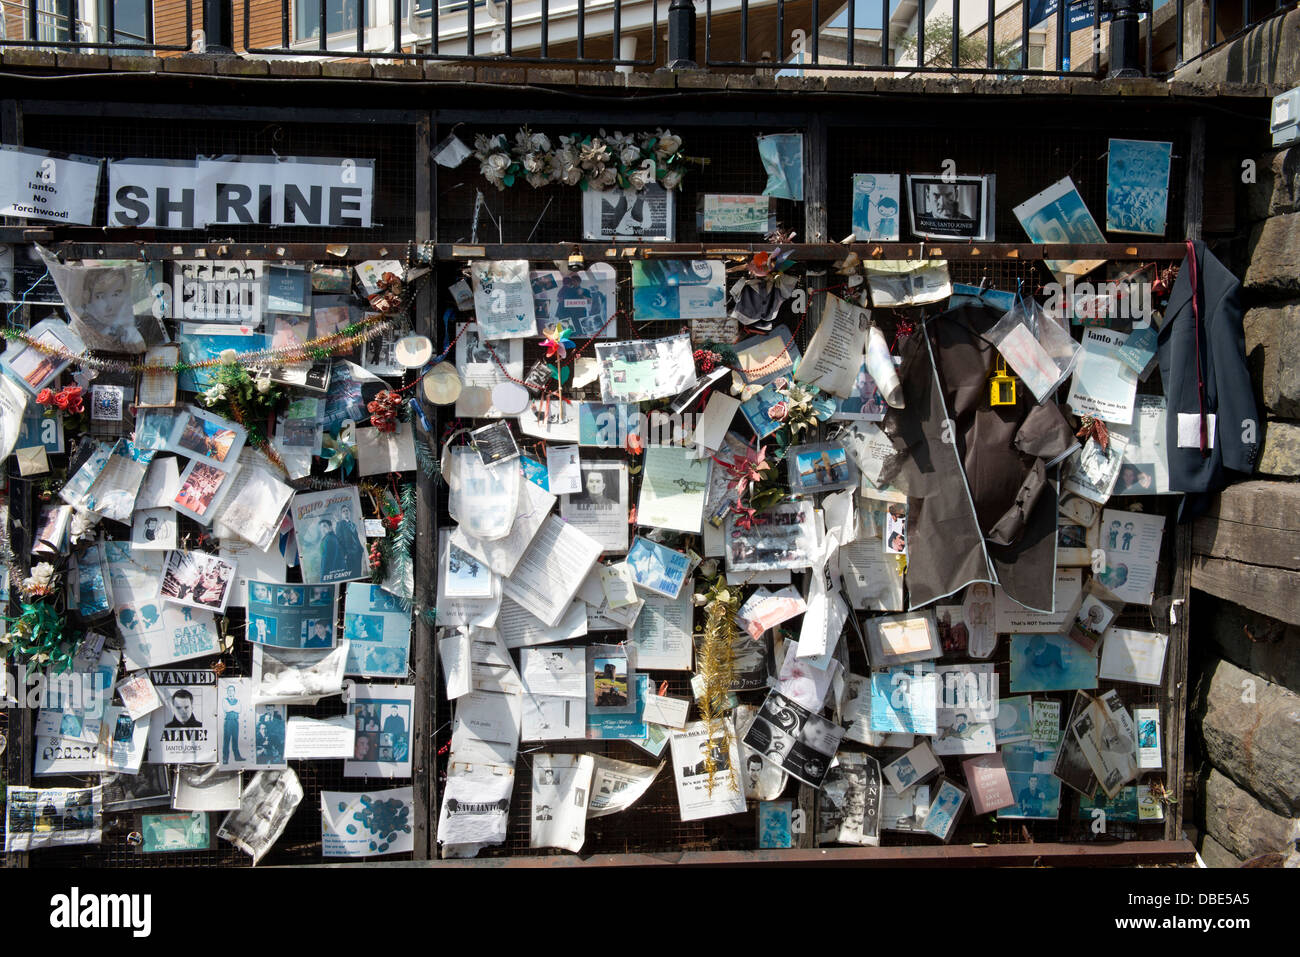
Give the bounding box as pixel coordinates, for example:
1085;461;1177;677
294;0;419;42
96;0;149;46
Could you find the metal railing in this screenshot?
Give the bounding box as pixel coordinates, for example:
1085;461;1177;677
0;0;191;52
0;0;1289;78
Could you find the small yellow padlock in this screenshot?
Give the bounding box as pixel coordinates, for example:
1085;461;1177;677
989;355;1017;407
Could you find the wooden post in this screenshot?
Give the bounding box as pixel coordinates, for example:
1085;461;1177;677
1163;524;1192;840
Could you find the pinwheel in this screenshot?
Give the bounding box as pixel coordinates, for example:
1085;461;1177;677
540;322;575;361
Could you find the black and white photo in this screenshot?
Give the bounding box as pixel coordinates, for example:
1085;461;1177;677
906;174;995;241
582;185;675;241
159;549;238;614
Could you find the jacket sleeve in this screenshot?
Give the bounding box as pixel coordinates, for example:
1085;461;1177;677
1209;277;1260;475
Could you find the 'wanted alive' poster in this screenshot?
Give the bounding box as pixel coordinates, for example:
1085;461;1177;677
147;669;219;764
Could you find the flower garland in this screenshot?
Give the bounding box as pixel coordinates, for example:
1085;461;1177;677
199;364;286;448
693;575;742;797
2;600;78;674
474;127;691;192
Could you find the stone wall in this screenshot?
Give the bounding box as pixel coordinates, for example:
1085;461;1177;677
1186;130;1300;869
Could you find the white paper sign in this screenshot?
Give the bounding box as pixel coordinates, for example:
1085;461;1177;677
0;146;101;225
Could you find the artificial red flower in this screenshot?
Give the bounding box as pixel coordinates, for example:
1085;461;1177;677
767;401;789;422
55;385;83;414
36;388;54;405
53;392;68;410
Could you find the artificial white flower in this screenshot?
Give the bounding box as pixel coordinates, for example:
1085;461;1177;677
655;130;683;157
256;377;272;394
589;166;618;189
619;145;642;167
628;167;652;191
203;383;228;403
219;348;238;363
660;169;683;191
69;509;100;544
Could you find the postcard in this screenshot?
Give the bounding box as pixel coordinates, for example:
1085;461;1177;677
849;173;901;241
342;583;412;678
251;642;350;706
742;689;843;788
740;383;790;440
1133;706;1163;769
1098;508;1165;605
172;460;240;525
470;260;536;340
733;325;802;388
1012;175;1107;278
502;515;603;627
1009;633;1098;693
119;601;221;672
1107;139;1172;235
141;811;210;853
638;445;710;532
786;441;858;496
165;405;246;472
870;666;938;735
321;787;414;858
1071;690;1139;798
840;673;911;747
907;173;995;241
631;260;727;321
1050;692;1099;798
1;317;83;395
444;541;494;599
130;507;178;553
530;263;617;338
993;568;1081;633
962;753;1015;814
749;800;790;849
866;611;941;668
773;638;836;709
1113;395;1173;495
933;702;996;754
641;693;689;730
4;785;102;852
145;668;219;764
882;783;932;833
1099;628;1169;686
291;487;368;585
101;767;171;813
999;740;1065;819
578;402;633;448
355;421;417;477
994;695;1033;745
583;184;675;241
117;673;162;720
670;720;748;822
1068;593;1117;653
700;193;773;233
586;644;634;714
213;466;294;553
215;677;286;771
159;549;237;615
586;673;650;740
596;334;697;404
1067;327;1139;425
884;741;943;795
173;765;242;811
626;536;693;599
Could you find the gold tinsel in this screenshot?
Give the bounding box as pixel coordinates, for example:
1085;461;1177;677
696;575;741;796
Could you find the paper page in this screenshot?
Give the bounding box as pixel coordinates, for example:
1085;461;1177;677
637;445;709;533
588;756;663;818
559;460;629;553
520;646;586;698
529;753;594;852
453;478;556;578
669;720;747;822
503;516;603;627
1098;508;1165;605
994;568;1082;632
355;421;417;476
1066;327;1138;425
284;715;355;759
439;629;473;700
322;787;415;858
641;694;689;729
1098;629;1169;685
437;763;514;855
628;592;693;670
794;294;870;397
346;684;415;778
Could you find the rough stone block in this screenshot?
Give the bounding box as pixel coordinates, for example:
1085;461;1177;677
1246;213;1300;296
1247;149;1300;222
1201;657;1300;817
1199;832;1244;868
1243;300;1300;418
1202;768;1299;861
1198;595;1300;696
1258;419;1300;477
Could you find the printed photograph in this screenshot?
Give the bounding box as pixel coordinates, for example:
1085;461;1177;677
159;549;237;614
171;408;244;467
591;656;629;709
568;464;623;510
173;462;231;518
131;507;178;551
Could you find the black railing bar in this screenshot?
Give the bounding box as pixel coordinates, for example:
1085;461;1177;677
611;0;619;62
393;0;400;52
466;0;475;56
704;0;711;66
60;0;75;47
540;0;548;56
986;0;994;69
505;0;513;56
1020;0;1028;70
811;0;818;65
699;57;1081;75
1055;3;1064;72
845;0;854;65
238;41;659;64
432;0;438;54
1155;4;1293;76
183;0;191;48
147;0;155;45
1092;0;1099;74
740;0;748;63
952;0;960;69
576;0;583;59
649;0;657;61
358;0;367;56
318;0;327;50
777;0;784;62
1174;0;1183;64
279;0;289;49
0;36;192;50
106;0;115;45
1144;1;1151;76
880;0;888;66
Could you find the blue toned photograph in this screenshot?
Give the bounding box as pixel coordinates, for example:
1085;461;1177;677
1106;139;1172;236
178;331;268;393
631;260;726;321
758;800;793;849
998;742;1063;820
923;780;965;840
789;443;855;492
255;705;286;765
134;409;177;452
1009;633;1099;693
1078;787;1140;823
758;133;804;201
578;402;631;448
851;173;901;241
520;455;550;490
626;537;691;599
869;667;937;736
739;384;787;440
587;674;649;740
995;694;1034;745
342;582;412;678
